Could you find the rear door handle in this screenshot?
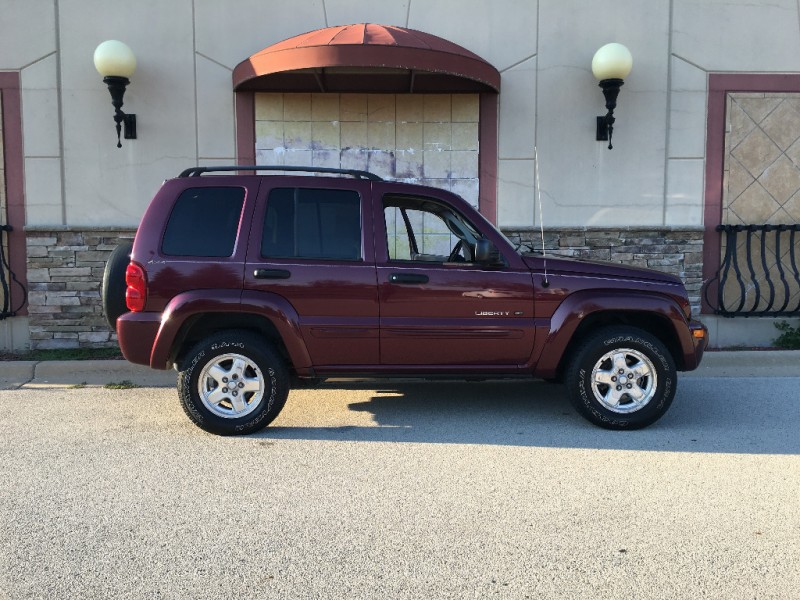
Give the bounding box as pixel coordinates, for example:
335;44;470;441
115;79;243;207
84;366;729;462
389;273;429;284
254;268;291;279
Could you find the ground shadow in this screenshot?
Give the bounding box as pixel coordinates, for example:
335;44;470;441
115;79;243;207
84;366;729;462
256;377;800;455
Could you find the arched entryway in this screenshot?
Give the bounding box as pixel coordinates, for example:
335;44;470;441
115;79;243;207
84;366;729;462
232;23;501;221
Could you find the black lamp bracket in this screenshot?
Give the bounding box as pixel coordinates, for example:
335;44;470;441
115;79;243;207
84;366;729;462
102;75;137;148
596;78;624;150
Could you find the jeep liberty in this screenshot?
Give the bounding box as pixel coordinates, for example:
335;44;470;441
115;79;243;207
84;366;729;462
103;166;708;435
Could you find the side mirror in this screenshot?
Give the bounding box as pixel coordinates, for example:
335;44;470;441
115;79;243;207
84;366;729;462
475;239;500;264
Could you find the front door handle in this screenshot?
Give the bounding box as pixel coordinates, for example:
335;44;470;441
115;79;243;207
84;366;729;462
389;273;429;284
254;268;291;279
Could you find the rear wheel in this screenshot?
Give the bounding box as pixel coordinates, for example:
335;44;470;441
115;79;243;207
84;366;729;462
565;326;677;430
177;330;290;435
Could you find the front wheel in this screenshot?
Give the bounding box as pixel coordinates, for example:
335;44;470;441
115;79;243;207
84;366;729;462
177;331;290;435
565;327;677;430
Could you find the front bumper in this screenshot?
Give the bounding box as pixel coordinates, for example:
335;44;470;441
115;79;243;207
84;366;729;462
685;319;708;370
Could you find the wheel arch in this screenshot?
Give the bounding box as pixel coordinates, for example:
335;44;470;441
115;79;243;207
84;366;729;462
149;289;313;372
533;290;691;380
553;311;684;382
171;312;291;370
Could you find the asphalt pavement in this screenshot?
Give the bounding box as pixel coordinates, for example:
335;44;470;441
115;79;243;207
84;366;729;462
1;352;799;599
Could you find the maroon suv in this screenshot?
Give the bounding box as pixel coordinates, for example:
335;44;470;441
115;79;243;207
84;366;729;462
103;166;707;435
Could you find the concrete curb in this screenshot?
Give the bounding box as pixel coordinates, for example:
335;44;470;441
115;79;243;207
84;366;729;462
2;351;799;389
1;359;177;389
0;361;37;389
683;349;800;378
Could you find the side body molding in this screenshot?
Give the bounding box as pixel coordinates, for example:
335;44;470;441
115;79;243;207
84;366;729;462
531;289;692;378
148;289;311;370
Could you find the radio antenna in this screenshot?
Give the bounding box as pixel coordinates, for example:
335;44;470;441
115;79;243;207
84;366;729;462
535;146;549;288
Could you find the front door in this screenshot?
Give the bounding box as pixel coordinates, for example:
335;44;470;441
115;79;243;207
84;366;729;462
375;185;536;368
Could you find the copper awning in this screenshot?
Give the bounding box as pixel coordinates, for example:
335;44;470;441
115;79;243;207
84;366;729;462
232;23;500;93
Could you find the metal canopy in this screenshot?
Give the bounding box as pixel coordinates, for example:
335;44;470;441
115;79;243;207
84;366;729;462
232;23;500;93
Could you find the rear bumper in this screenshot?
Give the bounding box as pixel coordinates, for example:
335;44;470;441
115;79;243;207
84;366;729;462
684;319;708;371
116;311;164;369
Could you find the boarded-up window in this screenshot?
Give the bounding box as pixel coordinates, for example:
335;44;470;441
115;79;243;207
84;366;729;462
255;93;480;207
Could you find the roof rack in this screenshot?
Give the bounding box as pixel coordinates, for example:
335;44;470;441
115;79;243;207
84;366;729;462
178;165;383;181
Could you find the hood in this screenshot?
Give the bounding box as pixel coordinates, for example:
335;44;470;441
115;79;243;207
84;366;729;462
521;253;683;285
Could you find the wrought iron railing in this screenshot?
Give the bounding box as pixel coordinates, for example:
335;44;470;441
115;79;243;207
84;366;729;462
706;224;800;317
1;224;26;320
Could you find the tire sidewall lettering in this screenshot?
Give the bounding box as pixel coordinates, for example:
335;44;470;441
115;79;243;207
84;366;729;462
178;332;289;435
570;328;677;429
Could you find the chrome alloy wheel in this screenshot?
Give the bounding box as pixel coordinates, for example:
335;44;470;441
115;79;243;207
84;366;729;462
197;353;264;419
590;348;657;414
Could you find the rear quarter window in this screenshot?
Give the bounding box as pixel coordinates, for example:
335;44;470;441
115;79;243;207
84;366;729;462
161;187;245;257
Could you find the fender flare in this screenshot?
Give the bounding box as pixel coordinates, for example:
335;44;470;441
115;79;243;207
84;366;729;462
149;289;312;370
532;289;692;378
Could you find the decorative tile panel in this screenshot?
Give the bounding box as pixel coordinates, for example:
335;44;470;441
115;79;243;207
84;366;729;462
721;93;800;312
724;93;800;225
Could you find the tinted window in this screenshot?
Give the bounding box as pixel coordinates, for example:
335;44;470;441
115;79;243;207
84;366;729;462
262;188;361;260
162;187;245;257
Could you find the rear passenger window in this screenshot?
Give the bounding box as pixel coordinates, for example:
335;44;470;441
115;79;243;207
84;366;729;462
162;187;245;257
262;188;362;260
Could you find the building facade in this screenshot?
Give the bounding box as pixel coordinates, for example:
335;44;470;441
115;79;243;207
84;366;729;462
1;0;799;351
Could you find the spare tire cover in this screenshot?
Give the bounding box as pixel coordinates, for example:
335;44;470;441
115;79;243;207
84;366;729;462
102;242;133;331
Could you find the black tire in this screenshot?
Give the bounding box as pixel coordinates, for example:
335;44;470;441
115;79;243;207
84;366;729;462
177;330;290;435
565;326;677;430
102;242;133;331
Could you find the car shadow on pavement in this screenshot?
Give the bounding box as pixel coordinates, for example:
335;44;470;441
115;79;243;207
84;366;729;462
260;377;800;455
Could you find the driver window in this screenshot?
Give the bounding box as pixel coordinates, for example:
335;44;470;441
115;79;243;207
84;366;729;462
384;197;475;263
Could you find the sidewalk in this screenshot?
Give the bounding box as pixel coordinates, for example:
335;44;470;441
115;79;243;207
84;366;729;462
0;360;177;389
2;350;799;390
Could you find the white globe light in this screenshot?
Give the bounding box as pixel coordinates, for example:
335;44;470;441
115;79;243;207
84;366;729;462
592;43;632;81
94;40;137;78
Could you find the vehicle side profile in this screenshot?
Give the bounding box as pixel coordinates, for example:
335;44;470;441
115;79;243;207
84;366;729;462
104;166;708;435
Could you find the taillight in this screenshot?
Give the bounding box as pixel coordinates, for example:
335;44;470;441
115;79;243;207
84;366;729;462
125;262;147;312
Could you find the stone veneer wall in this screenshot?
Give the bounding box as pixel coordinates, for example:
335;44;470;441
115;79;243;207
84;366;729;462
23;226;703;349
503;227;705;315
25;228;135;349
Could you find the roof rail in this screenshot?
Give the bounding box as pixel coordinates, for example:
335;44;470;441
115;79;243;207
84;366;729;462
178;165;383;181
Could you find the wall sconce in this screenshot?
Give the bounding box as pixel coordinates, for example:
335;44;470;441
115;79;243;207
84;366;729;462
93;40;137;148
592;43;632;150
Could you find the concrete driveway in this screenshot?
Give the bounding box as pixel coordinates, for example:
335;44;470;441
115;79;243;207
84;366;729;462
1;353;799;599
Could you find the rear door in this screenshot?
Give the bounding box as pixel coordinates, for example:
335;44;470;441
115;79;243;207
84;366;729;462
244;177;379;366
374;184;536;367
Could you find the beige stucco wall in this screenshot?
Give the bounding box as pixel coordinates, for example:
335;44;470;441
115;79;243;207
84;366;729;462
2;0;800;228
